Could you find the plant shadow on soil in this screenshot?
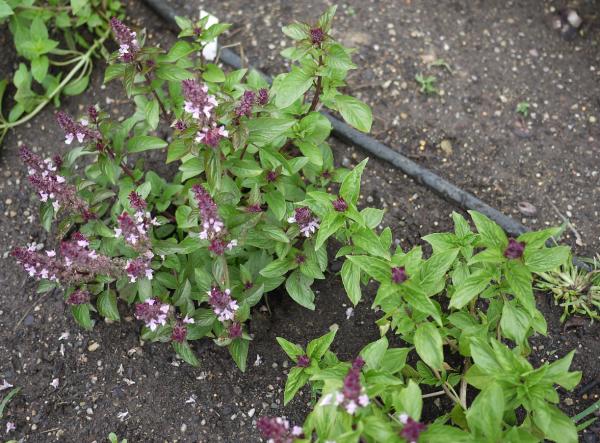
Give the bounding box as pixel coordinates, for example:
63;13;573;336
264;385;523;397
0;0;599;442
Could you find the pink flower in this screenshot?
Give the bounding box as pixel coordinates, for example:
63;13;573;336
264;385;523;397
256;416;303;443
207;287;238;322
19;145;91;216
110;17;139;62
182;79;217;120
134;298;169;331
195;123;228;148
288;207;320;238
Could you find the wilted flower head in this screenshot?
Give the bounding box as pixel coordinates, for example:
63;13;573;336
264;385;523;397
332;196;348;212
399;414;427;443
66;289;90;305
391;266;408;284
257;88;269;106
207;287;238;322
310;27;325;45
288;207;320;238
195;123;228;148
110;17;139;62
182;79;217;120
134;298;169;331
235;90;256;118
504;238;525;259
20;145;91;216
256;416;303;443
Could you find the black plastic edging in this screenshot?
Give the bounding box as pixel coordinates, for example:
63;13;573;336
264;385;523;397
141;0;590;271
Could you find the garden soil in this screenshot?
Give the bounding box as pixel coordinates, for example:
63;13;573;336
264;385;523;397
0;0;598;442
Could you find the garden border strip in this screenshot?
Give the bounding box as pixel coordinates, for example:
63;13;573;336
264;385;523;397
141;0;590;269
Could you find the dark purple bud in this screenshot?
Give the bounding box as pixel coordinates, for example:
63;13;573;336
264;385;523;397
391;266;408;284
172;119;187;131
321;169;332;180
295;254;306;264
208;238;227;256
310;27;325;45
504;238;525;259
229;322;242;339
244;281;254;290
171;322;187;342
332;196;348;212
235;90;256;118
266;170;279;182
193;26;202;37
66;289;90;305
399;416;427;443
257;88;269;105
297;355;310;368
245;203;263;213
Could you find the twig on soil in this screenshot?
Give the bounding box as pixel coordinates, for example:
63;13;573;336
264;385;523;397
545;196;584;247
422;390;445;399
13;288;57;332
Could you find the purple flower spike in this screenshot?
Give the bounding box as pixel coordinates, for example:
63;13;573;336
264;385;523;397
310;27;325;45
19;145;91;216
257;88;269;105
195;123;228;148
235;90;256;117
504;238;525;259
257;416;303;443
391;266;408;284
134;298;169;331
288;207;320;238
110;17;139;62
182;79;217;121
297;355;310;368
332;196;348;212
399;414;427;443
207;287;238;322
171;322;188;343
56;111;97;145
128;192;147;211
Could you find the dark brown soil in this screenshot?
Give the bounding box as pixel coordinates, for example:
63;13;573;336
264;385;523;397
0;0;599;442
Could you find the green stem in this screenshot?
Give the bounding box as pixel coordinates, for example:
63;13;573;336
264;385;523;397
0;28;110;133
